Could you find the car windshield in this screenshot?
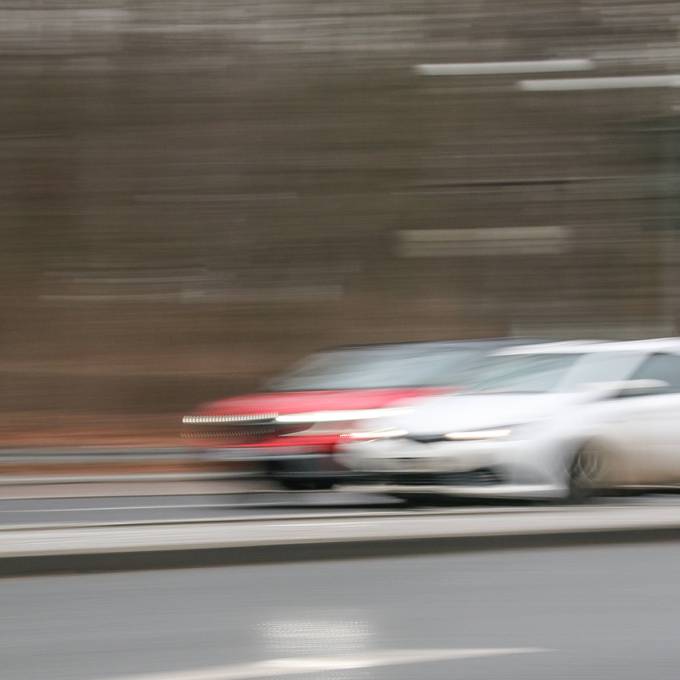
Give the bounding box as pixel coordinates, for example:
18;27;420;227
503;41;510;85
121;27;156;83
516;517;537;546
464;350;646;394
464;353;584;393
558;351;646;390
267;346;485;391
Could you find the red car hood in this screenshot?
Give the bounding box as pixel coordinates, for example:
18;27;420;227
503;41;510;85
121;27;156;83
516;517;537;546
197;388;448;416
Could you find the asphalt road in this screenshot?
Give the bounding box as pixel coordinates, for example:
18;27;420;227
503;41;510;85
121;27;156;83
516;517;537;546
2;489;680;527
4;540;680;680
0;491;408;526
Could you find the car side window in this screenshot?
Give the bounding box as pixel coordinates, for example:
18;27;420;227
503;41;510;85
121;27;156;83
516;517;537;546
628;353;680;394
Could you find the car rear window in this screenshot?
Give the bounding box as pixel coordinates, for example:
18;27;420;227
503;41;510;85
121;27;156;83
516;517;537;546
267;347;484;390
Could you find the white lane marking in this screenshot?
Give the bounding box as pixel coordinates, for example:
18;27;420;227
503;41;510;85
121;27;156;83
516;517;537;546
519;74;680;91
100;647;548;680
0;504;243;513
416;59;592;75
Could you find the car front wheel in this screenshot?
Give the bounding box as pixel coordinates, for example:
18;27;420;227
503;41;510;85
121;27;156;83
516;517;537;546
567;443;606;503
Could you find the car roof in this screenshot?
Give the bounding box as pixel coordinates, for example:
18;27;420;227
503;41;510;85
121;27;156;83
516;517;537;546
318;338;552;353
593;338;680;354
497;338;680;356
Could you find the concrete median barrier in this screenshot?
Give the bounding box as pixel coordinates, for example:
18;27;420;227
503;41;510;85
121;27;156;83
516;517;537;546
0;447;251;485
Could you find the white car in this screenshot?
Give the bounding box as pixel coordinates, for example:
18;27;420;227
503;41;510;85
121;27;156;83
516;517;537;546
337;339;680;501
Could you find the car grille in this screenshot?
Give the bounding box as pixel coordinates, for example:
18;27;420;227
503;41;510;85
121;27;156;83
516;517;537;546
406;434;446;443
383;468;502;486
182;413;281;443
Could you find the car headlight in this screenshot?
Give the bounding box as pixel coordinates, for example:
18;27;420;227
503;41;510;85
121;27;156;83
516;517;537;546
275;408;411;424
444;427;514;441
343;428;408;442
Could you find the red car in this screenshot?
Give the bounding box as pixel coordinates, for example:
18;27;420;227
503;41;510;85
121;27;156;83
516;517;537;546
183;339;535;489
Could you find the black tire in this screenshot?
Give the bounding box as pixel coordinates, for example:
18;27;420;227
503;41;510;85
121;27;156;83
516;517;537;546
277;477;334;491
567;443;605;503
265;460;336;490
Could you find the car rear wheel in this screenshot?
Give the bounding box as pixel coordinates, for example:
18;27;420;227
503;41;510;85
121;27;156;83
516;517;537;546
277;477;335;491
266;460;335;491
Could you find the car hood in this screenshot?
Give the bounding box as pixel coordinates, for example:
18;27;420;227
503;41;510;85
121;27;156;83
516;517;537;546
392;392;585;434
196;387;447;417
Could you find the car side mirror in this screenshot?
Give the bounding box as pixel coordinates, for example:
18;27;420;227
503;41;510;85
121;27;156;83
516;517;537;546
615;379;669;399
579;379;669;399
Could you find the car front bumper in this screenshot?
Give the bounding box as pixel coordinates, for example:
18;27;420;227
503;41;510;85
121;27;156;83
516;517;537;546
338;437;525;473
338;481;565;499
336;437;565;494
201;446;328;463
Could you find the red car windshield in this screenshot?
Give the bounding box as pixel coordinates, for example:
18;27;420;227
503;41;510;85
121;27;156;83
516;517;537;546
266;346;485;391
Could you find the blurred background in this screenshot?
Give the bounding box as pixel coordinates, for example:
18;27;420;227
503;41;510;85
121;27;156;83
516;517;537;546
2;0;680;445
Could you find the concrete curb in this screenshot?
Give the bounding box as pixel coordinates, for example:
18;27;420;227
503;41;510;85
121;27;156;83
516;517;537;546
0;447;190;462
3;526;680;578
4;505;680;577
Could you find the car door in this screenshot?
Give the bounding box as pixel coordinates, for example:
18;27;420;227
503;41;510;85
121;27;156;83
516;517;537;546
605;353;680;485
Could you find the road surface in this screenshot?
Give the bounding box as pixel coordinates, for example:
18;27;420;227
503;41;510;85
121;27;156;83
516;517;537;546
0;491;407;526
3;540;680;679
2;488;680;527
